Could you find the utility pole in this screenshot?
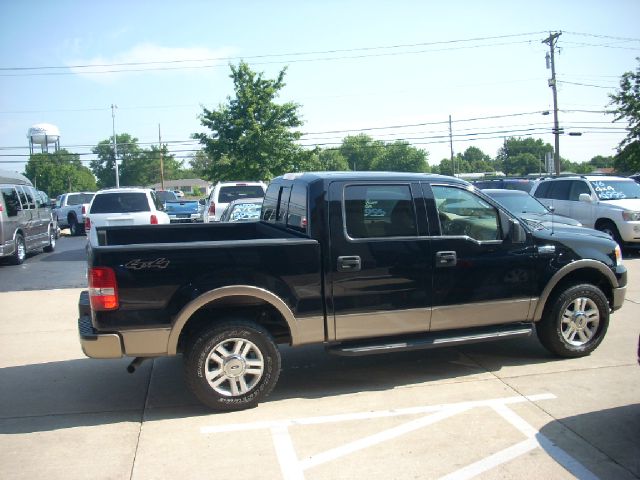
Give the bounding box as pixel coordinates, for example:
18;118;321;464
449;115;454;176
158;124;165;190
542;32;562;175
111;104;120;187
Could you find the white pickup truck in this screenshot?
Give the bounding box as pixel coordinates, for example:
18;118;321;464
54;192;95;236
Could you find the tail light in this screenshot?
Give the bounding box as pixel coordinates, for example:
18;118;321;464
208;203;216;215
88;267;119;311
85;216;91;231
81;205;86;214
150;214;158;224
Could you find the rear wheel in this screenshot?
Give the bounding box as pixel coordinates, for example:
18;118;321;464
9;234;26;265
69;215;85;236
537;284;609;357
184;320;281;410
43;226;56;252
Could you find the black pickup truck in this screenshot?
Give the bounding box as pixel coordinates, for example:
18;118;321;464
79;172;627;410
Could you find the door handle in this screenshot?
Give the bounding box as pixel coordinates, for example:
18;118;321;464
337;256;361;272
435;251;457;267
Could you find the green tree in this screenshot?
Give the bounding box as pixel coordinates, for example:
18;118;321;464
339;134;385;171
503;153;541;175
316;148;349;171
461;146;493;172
91;133;143;188
497;137;552;165
589;155;615;169
120;145;183;186
614;141;640;173
375;141;430;172
194;62;304;181
24;149;96;196
609;58;640;149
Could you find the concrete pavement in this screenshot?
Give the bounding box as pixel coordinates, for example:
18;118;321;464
0;258;638;479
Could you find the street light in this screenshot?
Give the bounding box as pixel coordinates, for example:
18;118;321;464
111;104;119;188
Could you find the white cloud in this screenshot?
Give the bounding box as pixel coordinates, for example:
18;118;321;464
67;43;237;83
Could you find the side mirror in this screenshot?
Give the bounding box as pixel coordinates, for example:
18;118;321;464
509;219;527;244
199;198;206;205
579;193;593;203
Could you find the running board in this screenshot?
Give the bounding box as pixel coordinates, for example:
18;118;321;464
328;323;533;356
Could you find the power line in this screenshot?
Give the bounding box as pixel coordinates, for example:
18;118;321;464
0;32;547;72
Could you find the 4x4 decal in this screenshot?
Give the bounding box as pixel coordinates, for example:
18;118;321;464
125;258;170;270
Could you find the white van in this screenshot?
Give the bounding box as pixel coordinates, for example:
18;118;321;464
0;169;56;264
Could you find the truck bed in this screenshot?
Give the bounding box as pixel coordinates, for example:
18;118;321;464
95;220;305;247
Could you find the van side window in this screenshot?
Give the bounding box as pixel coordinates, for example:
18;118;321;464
344;184;417;239
432;186;501;241
16;186;30;210
1;187;21;217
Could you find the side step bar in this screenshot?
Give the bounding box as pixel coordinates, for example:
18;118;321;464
328;323;533;356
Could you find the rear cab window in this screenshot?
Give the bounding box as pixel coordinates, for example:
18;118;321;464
90;192;150;214
218;185;265;203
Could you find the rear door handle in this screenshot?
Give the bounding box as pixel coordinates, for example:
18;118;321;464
435;251;457;267
337;256;361;272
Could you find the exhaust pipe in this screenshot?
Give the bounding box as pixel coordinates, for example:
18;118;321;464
127;357;147;373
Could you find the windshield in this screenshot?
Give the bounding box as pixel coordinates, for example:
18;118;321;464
590;180;640;200
490;193;548;215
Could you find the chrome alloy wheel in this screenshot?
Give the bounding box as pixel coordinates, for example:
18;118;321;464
561;297;600;346
16;237;26;262
205;338;265;397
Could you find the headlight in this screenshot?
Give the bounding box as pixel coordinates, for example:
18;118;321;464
615;244;623;266
621;210;640;221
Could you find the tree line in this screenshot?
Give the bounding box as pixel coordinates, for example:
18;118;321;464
24;58;639;197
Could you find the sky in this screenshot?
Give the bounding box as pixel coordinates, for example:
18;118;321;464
1;0;639;180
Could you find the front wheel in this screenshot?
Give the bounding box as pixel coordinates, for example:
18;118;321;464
536;284;609;358
184;321;281;410
596;220;623;247
9;233;26;265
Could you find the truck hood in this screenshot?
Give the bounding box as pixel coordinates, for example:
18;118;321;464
534;223;612;241
600;198;640;210
165;201;200;214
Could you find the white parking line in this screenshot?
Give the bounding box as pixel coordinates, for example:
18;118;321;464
200;393;598;480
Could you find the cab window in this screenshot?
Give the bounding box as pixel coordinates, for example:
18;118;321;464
344;184;417;239
432;186;501;241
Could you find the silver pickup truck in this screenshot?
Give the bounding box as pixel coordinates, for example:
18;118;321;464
54;192;95;236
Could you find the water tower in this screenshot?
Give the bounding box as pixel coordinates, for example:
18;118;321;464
27;123;60;154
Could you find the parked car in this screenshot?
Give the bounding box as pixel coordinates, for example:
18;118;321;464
203;181;267;222
472;177;539;193
531;175;640;247
1;169;56;264
173;189;185;198
165;199;202;223
78;172;626;411
54;191;95;236
84;187;170;241
482;189;582;228
219;198;263;222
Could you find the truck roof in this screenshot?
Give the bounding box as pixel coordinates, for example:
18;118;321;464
276;171;470;186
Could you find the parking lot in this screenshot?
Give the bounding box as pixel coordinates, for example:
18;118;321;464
0;238;638;479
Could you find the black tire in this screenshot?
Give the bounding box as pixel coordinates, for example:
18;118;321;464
9;233;26;265
69;216;79;236
536;284;609;358
596;220;623;247
43;226;56;252
184;320;281;411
